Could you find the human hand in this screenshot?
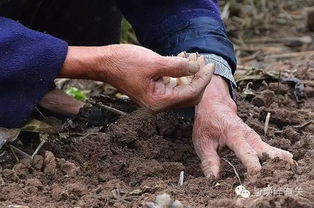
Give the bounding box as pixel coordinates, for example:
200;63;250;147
192;75;294;178
60;45;214;112
100;45;214;111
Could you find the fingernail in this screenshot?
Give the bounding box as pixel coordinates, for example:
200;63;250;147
188;61;200;74
197;55;205;62
178;51;186;58
189;53;198;61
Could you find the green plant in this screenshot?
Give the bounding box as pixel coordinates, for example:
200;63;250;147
65;87;87;101
120;18;139;44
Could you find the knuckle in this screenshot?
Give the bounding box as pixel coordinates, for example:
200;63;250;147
282;150;293;159
244;149;259;158
162;57;182;69
251;165;262;173
145;95;169;112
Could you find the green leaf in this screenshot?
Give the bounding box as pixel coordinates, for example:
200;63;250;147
65;87;87;101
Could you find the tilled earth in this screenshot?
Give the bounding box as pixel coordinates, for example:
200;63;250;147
0;57;313;207
1;2;314;208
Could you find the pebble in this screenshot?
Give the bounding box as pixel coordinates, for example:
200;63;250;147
171;200;184;208
155;193;173;207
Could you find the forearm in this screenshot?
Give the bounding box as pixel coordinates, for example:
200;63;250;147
59;46;107;81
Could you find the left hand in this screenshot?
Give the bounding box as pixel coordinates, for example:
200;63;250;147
192;75;294;178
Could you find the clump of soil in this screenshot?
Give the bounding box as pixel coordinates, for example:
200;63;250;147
1;60;314;207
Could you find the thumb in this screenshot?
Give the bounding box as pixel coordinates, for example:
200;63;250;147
170;63;215;107
156;56;200;78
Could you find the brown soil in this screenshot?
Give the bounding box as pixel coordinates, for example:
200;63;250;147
1;2;314;208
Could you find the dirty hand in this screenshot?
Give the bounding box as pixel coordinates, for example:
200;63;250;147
192;75;294;178
60;45;214;112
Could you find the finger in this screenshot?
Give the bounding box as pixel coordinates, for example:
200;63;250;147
171;63;215;107
177;51;188;58
257;142;294;165
268;147;294;164
156;56;200;77
243;127;294;164
188;53;198;61
200;148;221;178
227;137;262;175
197;56;206;68
192;134;220;178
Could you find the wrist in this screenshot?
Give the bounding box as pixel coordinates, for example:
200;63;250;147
200;75;237;110
59;46;105;80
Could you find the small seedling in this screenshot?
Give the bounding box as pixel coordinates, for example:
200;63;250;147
178;171;184;186
264;112;271;136
65;87;87;101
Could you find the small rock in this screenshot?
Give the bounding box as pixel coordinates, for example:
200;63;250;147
155;193;173;207
13;163;29;178
58;159;79;177
51;186;68;201
144;202;159;208
283;127;299;144
251;90;275;107
33;155;44;170
44;151;56;175
145;193;189;208
162;162;185;176
2;169;19;182
25;178;43;190
20;158;32;168
300;135;314;149
171;200;184;208
65;182;88;197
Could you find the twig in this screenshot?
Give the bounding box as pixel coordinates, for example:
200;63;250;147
245;36;312;44
265;51;314;59
240;50;262;63
264;112;271;136
222;158;242;185
96;102;128;116
277;71;282;107
221;2;230;20
178;171;184;186
236;65;260;71
31;140;45;158
293;120;313;130
34;107;46;120
9;145;32;159
9;145;20;162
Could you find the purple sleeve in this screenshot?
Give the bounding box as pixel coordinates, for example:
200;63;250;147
116;0;236;71
0;17;68;128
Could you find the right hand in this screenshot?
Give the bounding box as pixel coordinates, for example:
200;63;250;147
98;45;214;111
